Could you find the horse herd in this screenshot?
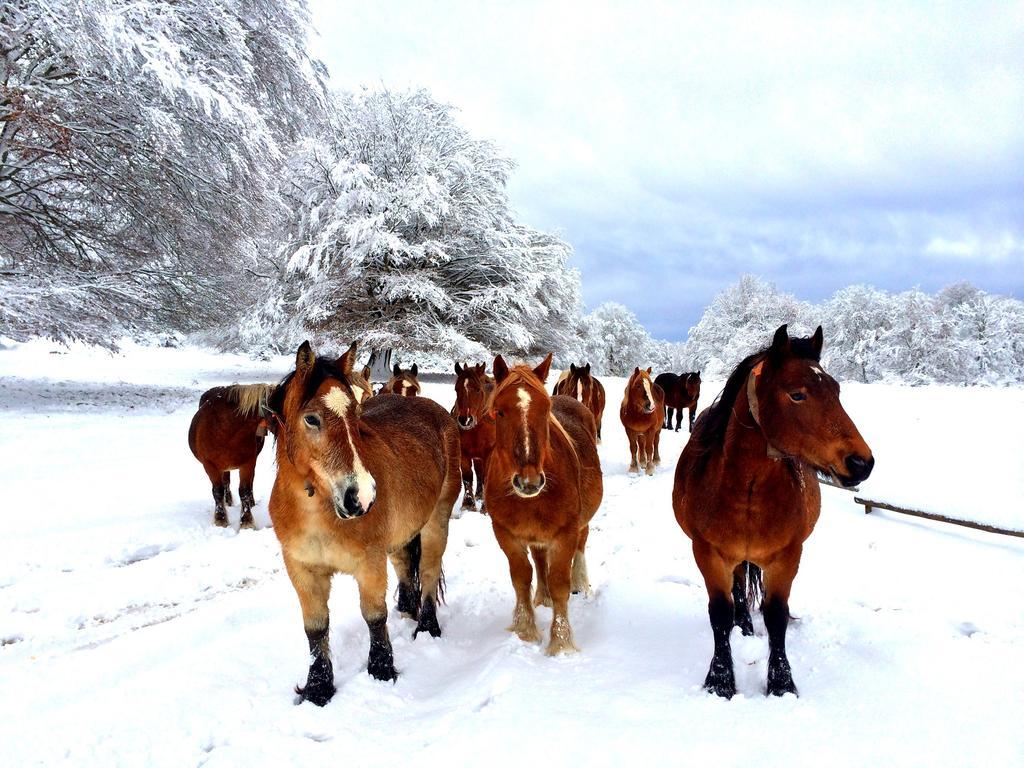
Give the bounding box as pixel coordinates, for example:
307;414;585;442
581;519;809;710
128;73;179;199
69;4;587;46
188;325;874;704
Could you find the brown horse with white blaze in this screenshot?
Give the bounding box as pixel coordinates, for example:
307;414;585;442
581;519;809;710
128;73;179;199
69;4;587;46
673;325;874;698
552;362;606;442
484;354;603;655
619;366;665;475
380;363;421;397
452;362;495;513
265;341;461;705
188;383;275;528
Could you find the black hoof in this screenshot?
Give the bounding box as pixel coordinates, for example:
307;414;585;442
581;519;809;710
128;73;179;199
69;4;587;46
766;660;798;697
295;680;335;707
413;598;442;638
213;511;229;527
367;657;398;682
704;658;736;699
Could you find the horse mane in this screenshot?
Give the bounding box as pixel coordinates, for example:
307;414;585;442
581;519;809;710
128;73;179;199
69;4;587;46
493;366;577;458
620;368;652;411
267;357;348;416
693;335;820;470
226;383;276;418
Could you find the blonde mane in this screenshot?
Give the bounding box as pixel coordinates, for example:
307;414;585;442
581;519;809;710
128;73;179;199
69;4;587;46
621;368;653;410
226;383;276;418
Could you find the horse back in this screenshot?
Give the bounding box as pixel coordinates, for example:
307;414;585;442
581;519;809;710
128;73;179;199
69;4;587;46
189;386;264;466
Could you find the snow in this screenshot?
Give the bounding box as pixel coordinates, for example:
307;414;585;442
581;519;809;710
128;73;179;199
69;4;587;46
1;340;1022;767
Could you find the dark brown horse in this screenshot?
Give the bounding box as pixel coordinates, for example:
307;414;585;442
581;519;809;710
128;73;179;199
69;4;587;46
452;362;495;514
484;354;603;655
265;341;461;705
619;367;665;475
380;363;421;397
655;371;701;432
673;325;874;698
552;362;606;442
188;383;275;528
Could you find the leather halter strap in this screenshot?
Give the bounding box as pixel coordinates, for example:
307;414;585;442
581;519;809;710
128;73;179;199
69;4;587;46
746;362;787;460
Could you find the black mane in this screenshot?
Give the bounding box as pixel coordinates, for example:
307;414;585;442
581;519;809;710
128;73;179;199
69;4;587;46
693;334;820;468
267;356;347;416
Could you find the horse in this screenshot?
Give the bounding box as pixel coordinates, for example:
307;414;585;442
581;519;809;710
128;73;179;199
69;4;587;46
188;383;275;528
452;362;495;514
672;325;874;698
264;341;461;705
484;354;603;655
655;371;701;432
619;366;665;475
380;363;421;397
552;362;606;442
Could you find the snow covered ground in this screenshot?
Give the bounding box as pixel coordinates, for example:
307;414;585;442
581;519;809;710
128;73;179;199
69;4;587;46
1;340;1022;767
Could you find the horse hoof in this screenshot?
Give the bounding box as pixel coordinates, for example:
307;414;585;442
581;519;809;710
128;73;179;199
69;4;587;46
545;639;580;656
295;681;335;707
239;517;256;530
367;660;398;682
767;665;798;697
213;513;229;528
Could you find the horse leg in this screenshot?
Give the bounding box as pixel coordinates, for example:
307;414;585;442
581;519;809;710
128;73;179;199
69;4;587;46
413;502;453;639
492;523;540;643
473;457;487;513
356;555;397;681
595;414;602;444
675;407;683;432
388;536;420;620
571;524;590;596
459;453;475;512
545;532;580;655
531;546;552;607
764;545;801;697
732;562;756;636
652;426;662;466
689;402;697;433
627;430;640;474
222;471;234;506
693;540;737;698
238;460;256;529
284;557;335;706
663;407;673;430
203;463;228;527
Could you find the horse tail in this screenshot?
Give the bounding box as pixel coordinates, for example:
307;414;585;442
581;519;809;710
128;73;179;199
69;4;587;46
744;561;765;609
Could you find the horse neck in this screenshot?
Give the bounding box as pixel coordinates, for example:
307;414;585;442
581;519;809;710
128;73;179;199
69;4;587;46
720;382;790;477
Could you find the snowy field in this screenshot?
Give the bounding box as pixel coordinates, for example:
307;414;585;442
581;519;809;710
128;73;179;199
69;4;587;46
1;340;1022;767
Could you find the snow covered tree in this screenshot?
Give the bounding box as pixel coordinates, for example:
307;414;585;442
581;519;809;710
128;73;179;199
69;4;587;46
819;284;894;382
684;275;811;377
246;87;582;363
0;0;328;344
582;301;657;375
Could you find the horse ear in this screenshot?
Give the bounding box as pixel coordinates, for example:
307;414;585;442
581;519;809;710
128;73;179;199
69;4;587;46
770;324;790;357
584;362;591;375
337;341;357;376
533;352;553;383
634;366;640;376
570;363;578;374
493;355;509;383
411;363;418;377
296;341;315;373
393;363;401;376
361;365;371;381
455;361;463;375
476;363;486;374
646;366;652;374
811;325;824;359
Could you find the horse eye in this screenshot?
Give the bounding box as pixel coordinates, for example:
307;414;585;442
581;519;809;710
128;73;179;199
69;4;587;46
496;409;504;418
304;413;322;429
789;392;807;402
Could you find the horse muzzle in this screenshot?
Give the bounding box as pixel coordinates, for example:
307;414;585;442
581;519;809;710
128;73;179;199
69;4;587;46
332;478;376;519
512;472;546;498
842;453;875;485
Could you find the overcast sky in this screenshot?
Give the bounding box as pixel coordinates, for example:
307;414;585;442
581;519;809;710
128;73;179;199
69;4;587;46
307;1;1024;340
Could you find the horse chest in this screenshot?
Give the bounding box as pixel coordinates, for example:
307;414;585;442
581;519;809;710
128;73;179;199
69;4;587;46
286;521;362;574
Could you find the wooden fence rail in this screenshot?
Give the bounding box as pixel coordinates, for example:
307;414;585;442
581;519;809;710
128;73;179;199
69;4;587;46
854;497;1024;539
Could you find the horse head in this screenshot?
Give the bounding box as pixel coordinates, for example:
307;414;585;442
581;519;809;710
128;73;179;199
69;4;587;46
748;325;874;487
491;353;554;498
266;341;377;519
454;361;489;430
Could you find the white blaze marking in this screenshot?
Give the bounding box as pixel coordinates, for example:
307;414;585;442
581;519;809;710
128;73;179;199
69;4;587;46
810;365;824;381
518;388;532;460
576;379;583;401
642;377;654;405
322;386;376;509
